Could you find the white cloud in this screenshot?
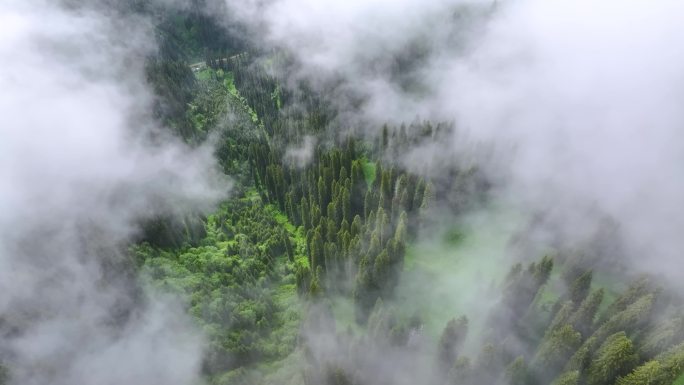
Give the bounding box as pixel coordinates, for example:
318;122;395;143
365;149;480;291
0;1;227;383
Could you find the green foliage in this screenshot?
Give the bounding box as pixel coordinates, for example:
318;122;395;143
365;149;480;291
135;197;301;375
569;288;604;337
552;370;579;385
591;294;654;344
598;277;654;325
565;336;597;373
618;342;684;385
639;315;684;359
535;324;582;375
139;21;684;385
438;316;469;371
448;357;473;385
586;332;638;385
506;357;531;385
569;271;593;305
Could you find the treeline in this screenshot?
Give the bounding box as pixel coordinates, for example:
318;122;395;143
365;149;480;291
374;121;491;215
296;255;684;385
441;258;684;385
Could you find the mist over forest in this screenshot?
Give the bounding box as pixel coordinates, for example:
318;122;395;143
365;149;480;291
2;1;684;384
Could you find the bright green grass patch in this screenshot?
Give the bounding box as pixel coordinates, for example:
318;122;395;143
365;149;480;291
264;203;308;267
674;372;684;385
223;72;238;96
397;204;520;348
361;158;376;187
195;67;214;81
221;70;259;123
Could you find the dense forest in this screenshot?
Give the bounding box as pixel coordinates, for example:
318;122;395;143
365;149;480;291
3;1;684;385
117;4;684;385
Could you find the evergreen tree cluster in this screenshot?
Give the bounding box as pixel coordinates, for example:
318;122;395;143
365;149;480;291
443;259;684;385
247;136;432;322
135;197;301;377
134;16;684;384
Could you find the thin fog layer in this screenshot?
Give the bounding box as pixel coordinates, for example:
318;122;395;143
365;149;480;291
221;0;684;282
0;1;226;384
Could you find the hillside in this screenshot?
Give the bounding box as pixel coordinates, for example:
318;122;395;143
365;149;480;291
2;1;684;385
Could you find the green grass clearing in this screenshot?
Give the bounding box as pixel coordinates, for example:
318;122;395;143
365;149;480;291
397;203;521;350
361;158;376;187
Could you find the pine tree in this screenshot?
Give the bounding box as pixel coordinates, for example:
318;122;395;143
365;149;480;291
639;315;684;359
586;332;638;385
394;211;408;243
448;357;472;385
350;215;362;238
546;301;576;336
380;170;392;210
373;249;391;293
283;231;294;261
341;187;351;223
565;336;597;373
413;178;426;210
310;230;324;270
375;207;389;245
301;197;311;229
339;166;347;184
506;357;530;385
569;288;604;337
618;342;684;385
366;232;381;262
569;271;593;306
310;202;322;229
373;163;382;190
326;218;338;244
327;201;339;224
438;316;469;372
364;190;373;219
286;193;298;225
309;266;324;298
552;371;579;385
534;256;554;288
295;262;311;294
315;175;325;208
598;277;653;325
535;324;582;376
591;294;654;343
475;344;504;384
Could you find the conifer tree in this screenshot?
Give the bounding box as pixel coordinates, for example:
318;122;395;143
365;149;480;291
364;190;373;219
552;371;579;385
570;271;593;306
310;230;324;270
438;316;469;372
586;332;638;385
506;357;530;385
569;288;604;337
535;324;582;376
301;197;311;229
351;215;362;238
